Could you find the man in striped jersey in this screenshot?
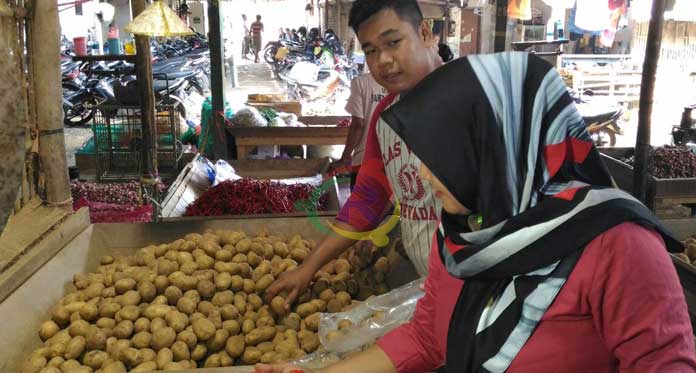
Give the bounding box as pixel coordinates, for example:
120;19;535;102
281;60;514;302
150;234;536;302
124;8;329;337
267;0;443;305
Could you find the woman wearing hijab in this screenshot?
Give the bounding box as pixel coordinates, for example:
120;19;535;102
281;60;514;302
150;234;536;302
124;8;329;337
257;52;695;373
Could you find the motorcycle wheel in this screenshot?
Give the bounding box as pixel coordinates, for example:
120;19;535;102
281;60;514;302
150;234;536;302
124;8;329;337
264;46;276;64
64;96;100;127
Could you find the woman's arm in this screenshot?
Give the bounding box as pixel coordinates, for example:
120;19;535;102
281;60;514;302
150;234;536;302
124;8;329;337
591;223;696;372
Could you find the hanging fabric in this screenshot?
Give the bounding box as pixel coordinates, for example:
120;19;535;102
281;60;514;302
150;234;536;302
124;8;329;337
600;0;628;47
508;0;532;20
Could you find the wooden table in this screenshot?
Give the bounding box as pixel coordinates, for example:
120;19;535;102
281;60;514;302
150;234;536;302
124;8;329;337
227;125;349;160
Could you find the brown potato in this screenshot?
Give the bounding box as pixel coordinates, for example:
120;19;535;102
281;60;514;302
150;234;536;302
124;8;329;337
295;303;317;318
64;336;86;359
304;313;320;332
206;329;230;352
242;279;255;294
242;319;256;334
220;319;240;336
84;283;105;299
149;318;167;333
60;359;81;371
154;276;170;294
51;305;71;327
212;291;234;307
220;304;240;321
163;286;183;305
68;319;90;338
327;299;343;313
241;346;262;364
282;313;301;331
144;304;171;320
256;315;275;328
131;361;157;372
191;343;207;361
137;281;157;302
119;290;141;307
102;360;127;373
196;279;215;299
335;291;352;306
244;326;277;345
176;297;197;315
338;319;354;331
114;278;137;294
234;296;247;313
171;341;190;361
309;299;326;313
39;321;60;342
176;329;198;349
156;348;173;369
133;317;150;333
229;275;244;292
151;327;176;350
319;288;335;302
47;356;65;368
204;353;221;368
298;330;320;353
118;347;142;367
236;238;252;254
256;274;274;293
191;318;216;341
247;293;263;310
117;305;140;322
85;327;107;350
139;348;156;362
165;310;189;332
225;335;245;358
83;350;109;370
131;330;153;350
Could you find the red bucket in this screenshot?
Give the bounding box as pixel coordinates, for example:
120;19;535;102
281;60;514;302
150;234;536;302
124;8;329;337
73;36;87;56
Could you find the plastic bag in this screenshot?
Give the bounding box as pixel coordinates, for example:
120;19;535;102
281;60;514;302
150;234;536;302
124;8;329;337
317;279;425;354
212;159;241;186
190;156;216;190
231;106;268;128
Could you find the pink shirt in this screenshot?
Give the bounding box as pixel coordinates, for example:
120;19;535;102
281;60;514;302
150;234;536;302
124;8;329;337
377;222;696;372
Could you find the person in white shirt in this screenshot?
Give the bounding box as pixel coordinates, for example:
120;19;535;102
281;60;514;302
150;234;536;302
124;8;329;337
334;73;387;189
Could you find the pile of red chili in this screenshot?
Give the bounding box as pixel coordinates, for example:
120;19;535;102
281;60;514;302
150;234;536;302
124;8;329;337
184;178;328;217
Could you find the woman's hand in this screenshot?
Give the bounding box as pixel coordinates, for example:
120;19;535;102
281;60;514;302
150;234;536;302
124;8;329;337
255;363;315;373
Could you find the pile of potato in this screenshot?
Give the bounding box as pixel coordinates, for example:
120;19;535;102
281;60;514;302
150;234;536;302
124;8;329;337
674;235;696;266
23;230;392;373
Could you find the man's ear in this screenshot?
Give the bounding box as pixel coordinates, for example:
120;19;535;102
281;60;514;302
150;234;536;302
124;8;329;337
419;20;435;47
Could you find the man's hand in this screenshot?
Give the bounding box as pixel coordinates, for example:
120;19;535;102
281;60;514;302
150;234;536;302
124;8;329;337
265;265;315;310
328;157;350;176
255;363;313;373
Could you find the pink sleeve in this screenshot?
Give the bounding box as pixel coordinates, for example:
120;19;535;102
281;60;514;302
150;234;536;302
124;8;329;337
377;232;464;373
590;223;696;372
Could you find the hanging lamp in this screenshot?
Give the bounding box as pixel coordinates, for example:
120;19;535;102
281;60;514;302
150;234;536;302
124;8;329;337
125;0;193;37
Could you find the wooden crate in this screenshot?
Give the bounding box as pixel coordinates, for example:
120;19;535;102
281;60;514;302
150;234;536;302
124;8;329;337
246;100;302;117
0;218;418;373
160;156;342;220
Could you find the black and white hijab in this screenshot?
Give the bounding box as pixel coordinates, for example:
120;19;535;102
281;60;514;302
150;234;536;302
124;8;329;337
381;52;682;372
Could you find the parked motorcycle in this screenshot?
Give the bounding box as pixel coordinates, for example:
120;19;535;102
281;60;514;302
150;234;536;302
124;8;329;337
571;89;625;147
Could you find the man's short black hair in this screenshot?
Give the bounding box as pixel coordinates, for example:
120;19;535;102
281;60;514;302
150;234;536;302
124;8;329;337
349;0;423;34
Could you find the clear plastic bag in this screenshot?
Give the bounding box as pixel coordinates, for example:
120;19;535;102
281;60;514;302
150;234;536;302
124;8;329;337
317;278;425;354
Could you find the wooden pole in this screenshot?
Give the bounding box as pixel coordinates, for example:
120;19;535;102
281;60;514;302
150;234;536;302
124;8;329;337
31;0;71;206
208;0;229;160
131;0;159;217
632;0;666;205
494;0;508;52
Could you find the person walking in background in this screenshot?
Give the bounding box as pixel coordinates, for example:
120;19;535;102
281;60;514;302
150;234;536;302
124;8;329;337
251;14;264;63
241;14;251;60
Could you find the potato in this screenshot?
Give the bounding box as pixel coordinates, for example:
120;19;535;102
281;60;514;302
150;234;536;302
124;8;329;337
131;361;157;372
60;359;81;372
119;290;141;307
204;353;221;368
326;330;343;343
207;329;230;352
64;367;92;373
156;348;173;369
114;278;137;294
215;249;233;262
151;327;176;350
139;348;157;362
259;296;282;317
235;238;252;253
176;329;198;349
282;313;302;332
117;305;140;322
309;299;326;313
86;327;107;350
51;305;71;327
273;242;289;257
176;297;197;315
149;318;167;333
183;289;202;303
337;319;354;331
84;283;105;299
151;295;168;306
118;347;142;366
144;304;170;320
68;320;90;338
304;313;321;332
23;355;47;373
295;303;317;318
241;346;262;364
83;350;109;370
190;343;207;361
171;341;190;361
131;331;152;349
197;300;215;316
212;290;234;307
244;326;276;345
256;274;274;293
73;273;90;290
47;356;65;368
164;286;183;305
180;262;198;275
154;276;170;294
39;321;60;342
245;293;261;310
220;304;240;321
242;319;256;334
218;319;240;336
327;299;343;313
191;318;216;341
290;249;309;263
335;291;352;306
212;350;231;367
133;317;150;333
137;281;156;303
64;336;86;359
256;315;275;328
194;279;214;298
298;330;320;353
165;310;189;332
319;288;335;302
334;259;351;274
39;366;62;373
113;320;134;339
234;296;247;313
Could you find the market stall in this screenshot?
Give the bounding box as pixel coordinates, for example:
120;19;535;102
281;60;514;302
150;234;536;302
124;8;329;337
227;126;349;160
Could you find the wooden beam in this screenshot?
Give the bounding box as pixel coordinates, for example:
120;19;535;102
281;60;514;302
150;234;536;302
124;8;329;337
208;0;229;160
633;0;667;204
494;0;508;52
31;0;71;206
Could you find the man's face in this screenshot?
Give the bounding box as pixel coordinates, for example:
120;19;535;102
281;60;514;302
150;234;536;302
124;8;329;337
357;8;438;93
